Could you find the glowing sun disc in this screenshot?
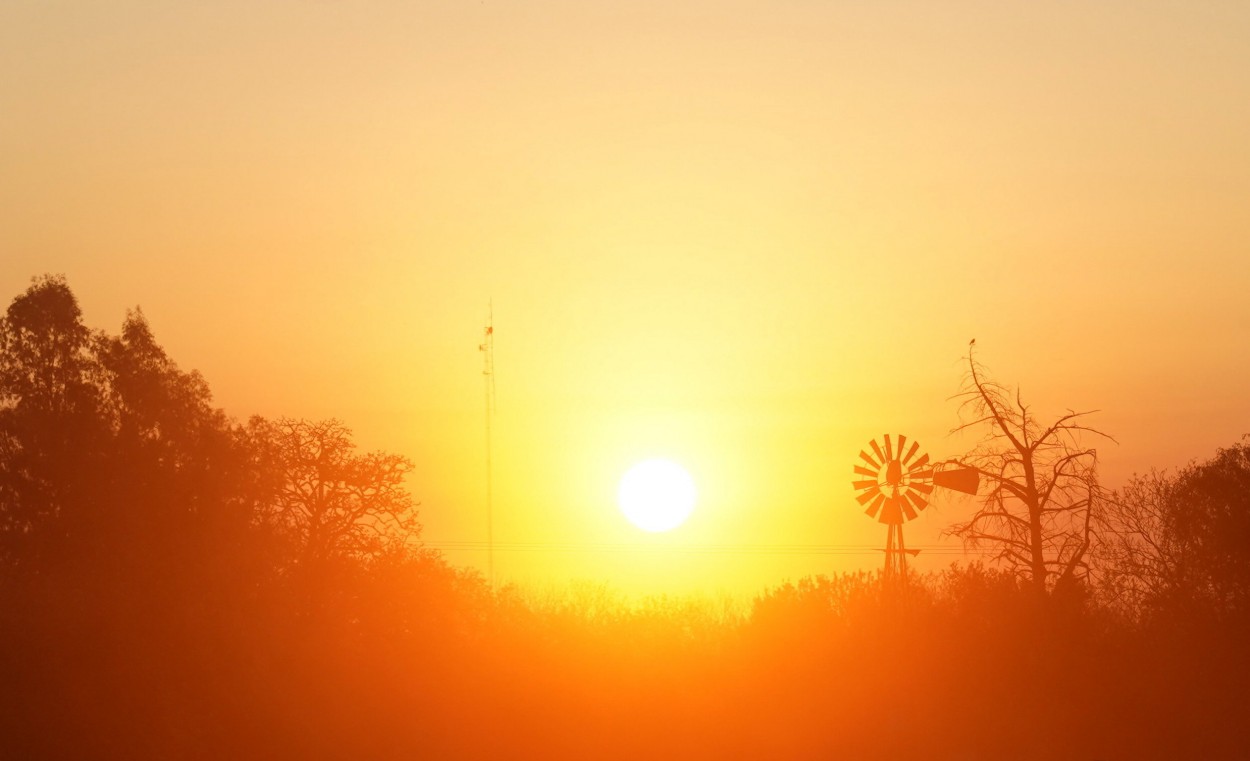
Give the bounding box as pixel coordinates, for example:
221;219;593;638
617;459;697;532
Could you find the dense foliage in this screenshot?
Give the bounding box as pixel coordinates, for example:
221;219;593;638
1;277;1247;760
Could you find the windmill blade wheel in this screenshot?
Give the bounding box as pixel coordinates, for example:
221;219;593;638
849;434;935;524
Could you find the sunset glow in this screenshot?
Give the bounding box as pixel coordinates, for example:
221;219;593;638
4;1;1248;596
5;2;1250;758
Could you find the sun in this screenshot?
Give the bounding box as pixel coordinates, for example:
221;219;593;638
617;459;697;532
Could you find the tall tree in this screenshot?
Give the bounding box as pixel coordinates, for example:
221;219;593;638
946;348;1111;594
0;275;106;569
95;308;255;583
0;275;95;413
0;278;255;585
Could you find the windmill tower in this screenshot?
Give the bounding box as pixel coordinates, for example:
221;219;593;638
851;434;979;581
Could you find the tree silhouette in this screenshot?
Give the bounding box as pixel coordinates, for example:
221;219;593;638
0;275;107;570
946;348;1112;594
1099;438;1250;624
95;308;255;589
0;277;256;588
248;417;420;571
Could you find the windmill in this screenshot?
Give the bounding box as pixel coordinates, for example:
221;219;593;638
852;434;979;580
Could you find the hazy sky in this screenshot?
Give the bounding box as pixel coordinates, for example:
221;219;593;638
3;1;1249;595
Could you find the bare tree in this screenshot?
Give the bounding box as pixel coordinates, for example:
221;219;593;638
248;417;420;570
1095;469;1180;616
946;348;1112;594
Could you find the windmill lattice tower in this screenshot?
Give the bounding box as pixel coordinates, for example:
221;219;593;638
851;434;979;581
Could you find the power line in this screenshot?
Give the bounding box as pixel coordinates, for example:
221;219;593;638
420;540;994;556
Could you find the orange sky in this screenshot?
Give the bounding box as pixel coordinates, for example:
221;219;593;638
3;1;1249;595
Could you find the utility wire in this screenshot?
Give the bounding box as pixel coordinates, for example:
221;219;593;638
420;540;994;556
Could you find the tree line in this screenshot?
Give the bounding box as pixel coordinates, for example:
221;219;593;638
1;275;1247;760
0;275;424;588
944;343;1250;627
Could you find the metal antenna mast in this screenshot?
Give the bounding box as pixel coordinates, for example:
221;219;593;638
479;302;496;589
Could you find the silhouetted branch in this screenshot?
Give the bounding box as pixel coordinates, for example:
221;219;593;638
945;346;1110;594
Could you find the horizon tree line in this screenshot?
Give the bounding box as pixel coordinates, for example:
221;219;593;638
1;273;1246;618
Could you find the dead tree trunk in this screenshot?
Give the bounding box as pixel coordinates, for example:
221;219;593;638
946;346;1110;594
